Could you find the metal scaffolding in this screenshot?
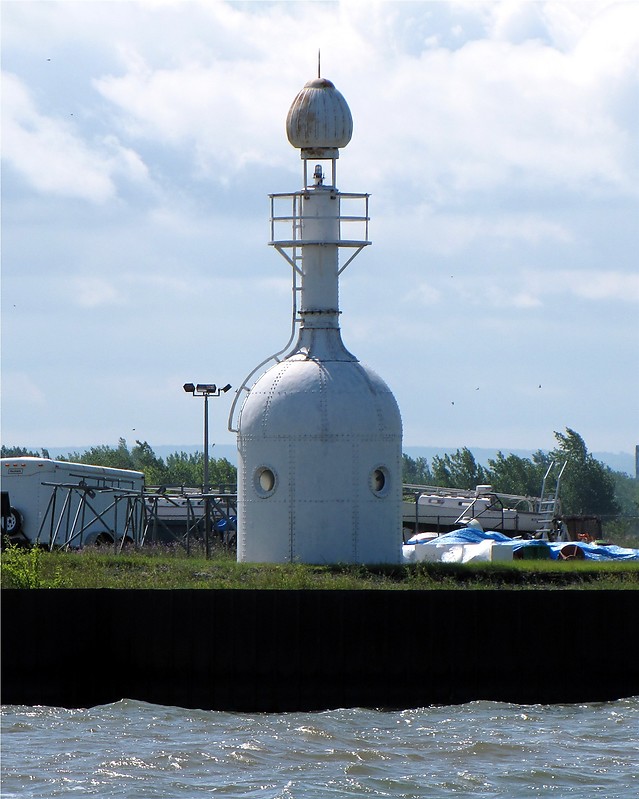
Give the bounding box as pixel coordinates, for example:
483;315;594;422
31;484;237;553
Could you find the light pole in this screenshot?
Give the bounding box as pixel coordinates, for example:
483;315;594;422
183;382;232;556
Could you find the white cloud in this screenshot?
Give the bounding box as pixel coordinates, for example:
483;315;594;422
1;1;637;454
94;57;289;181
103;135;150;184
505;267;639;307
490;1;551;44
1;73;152;202
411;282;443;306
69;277;123;308
1;372;47;408
8;0;631;206
408;267;638;312
555;270;639;303
340;3;639;205
378;209;571;258
2;72;115;202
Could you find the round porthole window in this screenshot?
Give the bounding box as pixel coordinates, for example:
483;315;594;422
254;466;277;497
370;466;390;497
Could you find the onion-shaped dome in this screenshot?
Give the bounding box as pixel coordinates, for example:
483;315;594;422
286;77;353;152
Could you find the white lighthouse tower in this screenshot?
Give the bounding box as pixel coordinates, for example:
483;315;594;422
231;73;402;564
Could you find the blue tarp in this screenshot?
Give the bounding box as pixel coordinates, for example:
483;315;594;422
407;528;512;545
406;527;639;561
214;516;237;532
546;542;639;561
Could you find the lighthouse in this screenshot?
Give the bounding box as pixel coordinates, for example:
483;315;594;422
231;73;402;564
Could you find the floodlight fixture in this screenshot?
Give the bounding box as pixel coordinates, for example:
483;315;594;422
182;379;233;557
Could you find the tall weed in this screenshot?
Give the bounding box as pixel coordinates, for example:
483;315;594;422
1;541;63;588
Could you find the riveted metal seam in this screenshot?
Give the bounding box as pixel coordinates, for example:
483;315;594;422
289;438;295;562
352;441;359;562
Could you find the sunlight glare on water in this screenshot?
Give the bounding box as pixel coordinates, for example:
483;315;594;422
2;697;638;798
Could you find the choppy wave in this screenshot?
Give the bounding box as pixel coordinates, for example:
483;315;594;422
2;697;638;797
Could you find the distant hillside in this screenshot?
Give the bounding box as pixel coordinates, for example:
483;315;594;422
45;443;636;477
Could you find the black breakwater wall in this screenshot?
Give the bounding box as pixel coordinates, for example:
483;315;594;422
3;589;638;711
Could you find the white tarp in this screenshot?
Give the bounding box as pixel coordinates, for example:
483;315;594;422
403;539;494;563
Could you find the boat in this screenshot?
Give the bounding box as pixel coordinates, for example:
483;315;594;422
402;482;561;539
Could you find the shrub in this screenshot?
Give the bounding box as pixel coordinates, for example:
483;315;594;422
1;541;62;588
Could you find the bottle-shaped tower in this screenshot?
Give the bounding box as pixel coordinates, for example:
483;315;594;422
232;75;402;564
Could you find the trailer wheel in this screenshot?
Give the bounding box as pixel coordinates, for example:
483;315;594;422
4;507;23;536
94;533;114;546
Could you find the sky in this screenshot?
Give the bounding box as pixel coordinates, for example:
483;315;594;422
2;0;638;462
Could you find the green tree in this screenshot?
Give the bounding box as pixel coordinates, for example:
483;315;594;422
402;454;432;485
609;471;639;517
431;447;487;489
486;450;552;497
64;438;135;470
53;440;238;488
164;451;202;486
1;446;50;459
208;457;237;488
550;428;619;516
160;452;237;488
131;440;169;485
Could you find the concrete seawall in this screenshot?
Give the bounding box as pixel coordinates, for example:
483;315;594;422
2;589;638;711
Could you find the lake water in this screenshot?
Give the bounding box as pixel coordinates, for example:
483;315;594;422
2;697;638;797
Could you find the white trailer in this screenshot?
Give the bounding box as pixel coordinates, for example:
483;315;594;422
1;457;145;548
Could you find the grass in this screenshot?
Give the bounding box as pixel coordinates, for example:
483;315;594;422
2;542;639;590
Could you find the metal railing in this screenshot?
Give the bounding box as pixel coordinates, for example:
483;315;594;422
269;191;370;250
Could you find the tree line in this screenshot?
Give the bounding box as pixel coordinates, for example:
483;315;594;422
2;428;636;517
403;428;636;518
1;438;236;490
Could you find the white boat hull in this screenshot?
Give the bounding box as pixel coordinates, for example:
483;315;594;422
402;487;547;536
